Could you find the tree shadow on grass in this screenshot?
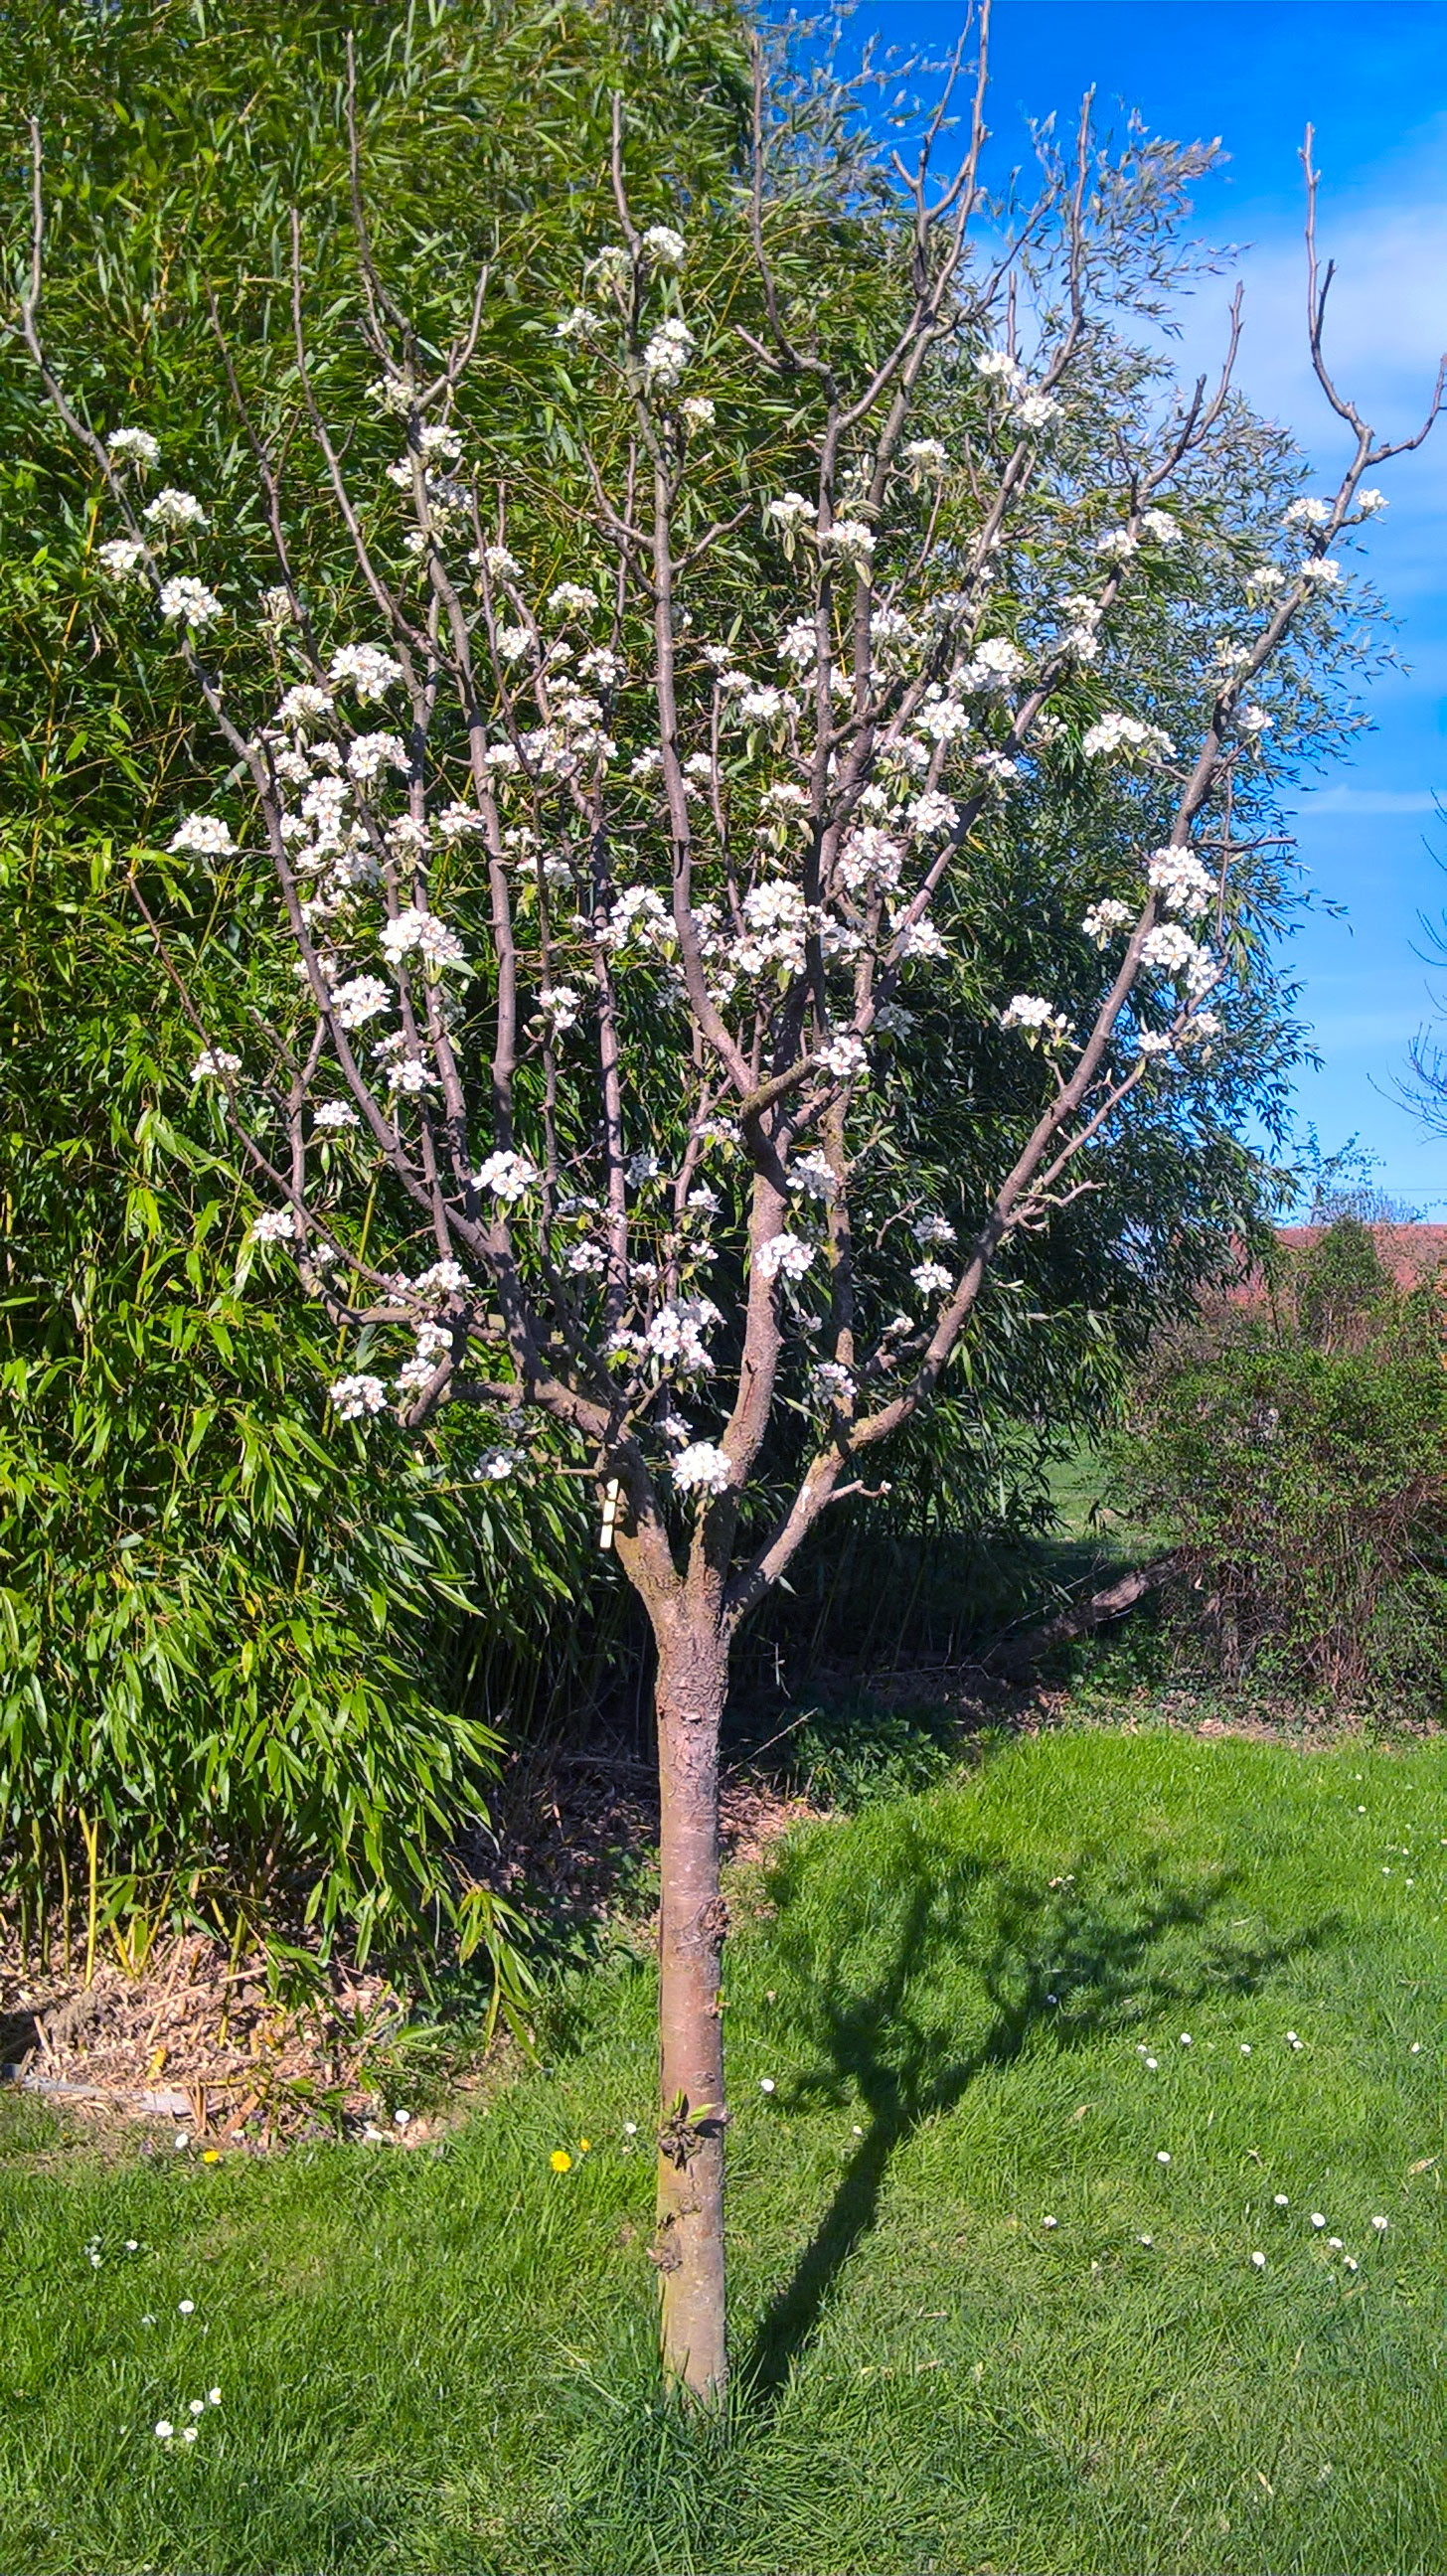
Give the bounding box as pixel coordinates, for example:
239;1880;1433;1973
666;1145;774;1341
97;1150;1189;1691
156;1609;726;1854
742;1819;1339;2408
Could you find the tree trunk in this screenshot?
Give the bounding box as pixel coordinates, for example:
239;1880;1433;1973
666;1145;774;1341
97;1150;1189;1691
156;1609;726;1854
652;1618;728;2402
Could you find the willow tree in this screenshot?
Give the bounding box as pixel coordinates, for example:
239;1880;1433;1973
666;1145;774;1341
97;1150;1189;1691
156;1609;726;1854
21;3;1440;2395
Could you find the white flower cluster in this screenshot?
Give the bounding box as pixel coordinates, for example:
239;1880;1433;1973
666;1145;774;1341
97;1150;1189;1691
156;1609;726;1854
252;1208;297;1243
159;576;222;630
910;1259;953;1296
1002;994;1070;1046
1284;496;1332;528
477;1148;539;1202
97;537;149;582
1082;898;1134;946
314;1100;361;1130
1139;923;1215;991
1147;847;1215;918
643;318;695;393
672;1440;732;1497
379;906;468;974
330;1373;388;1421
817;1033;867;1079
108;427;160;467
810;1360;856;1407
329;644;404;702
144;487;208;535
647;1297;723;1374
901;437;947;474
820;519;876;570
331;975;392;1029
757;1231;816;1283
170;814;235;857
1081;712;1174;761
643;224;687;269
191;1048;241;1082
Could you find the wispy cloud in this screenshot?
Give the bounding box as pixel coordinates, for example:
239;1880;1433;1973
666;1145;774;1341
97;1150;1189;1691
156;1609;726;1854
1300;785;1443;816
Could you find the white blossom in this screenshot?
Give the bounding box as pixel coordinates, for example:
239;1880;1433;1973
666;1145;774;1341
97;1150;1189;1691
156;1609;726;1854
380;906;467;973
912;1212;956;1246
143;487;208;534
191;1048;241;1082
906;789;958;838
387;1056;435;1094
251;1208;297;1244
901;437;947;473
159;576;222;630
647;1297;723;1373
820;519;876;570
757;1231;816;1283
346;731;408;784
481;546;522;581
643;224;687;269
477;1148;539;1202
474;1448;519;1482
1284;496;1332;528
107;426;160;468
314;1100;361;1130
789;1152;837;1201
895;915;947;961
1014;392;1059;430
767;492;817;532
910;1259;953;1296
1140;923;1214;987
1081;712;1174;760
367;374;414;417
1002;994;1069;1046
1299;557;1341;586
1237;706;1274;737
329;644;404;703
412;1259;469;1300
1244;563;1285;593
642;318;695;393
1147;847;1215;918
817;1033;867;1079
1357;488;1387;516
96;537;149;582
331;975;392;1029
330;1372;388;1420
810;1360;856;1406
435;801;487;842
1094;528;1139;563
567;1240;607;1274
170;814;235;857
974;348;1025;391
538;984;582;1032
276;683;334;729
1139;509;1182;546
672;1440;732;1497
1082;898;1134;945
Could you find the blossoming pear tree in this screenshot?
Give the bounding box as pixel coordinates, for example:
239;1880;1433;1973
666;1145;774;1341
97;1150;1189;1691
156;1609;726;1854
22;15;1442;2397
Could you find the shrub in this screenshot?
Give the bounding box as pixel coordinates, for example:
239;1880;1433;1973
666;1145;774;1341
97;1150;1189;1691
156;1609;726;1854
1121;1232;1447;1707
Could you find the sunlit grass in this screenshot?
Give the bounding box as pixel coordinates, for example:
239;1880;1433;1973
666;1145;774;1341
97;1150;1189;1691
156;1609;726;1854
0;1726;1443;2573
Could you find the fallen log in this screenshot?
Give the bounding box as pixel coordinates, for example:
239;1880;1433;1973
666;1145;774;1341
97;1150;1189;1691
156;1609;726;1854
987;1552;1180;1679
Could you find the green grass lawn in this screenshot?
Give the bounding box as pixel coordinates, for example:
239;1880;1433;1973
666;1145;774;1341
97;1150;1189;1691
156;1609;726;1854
2;1727;1445;2575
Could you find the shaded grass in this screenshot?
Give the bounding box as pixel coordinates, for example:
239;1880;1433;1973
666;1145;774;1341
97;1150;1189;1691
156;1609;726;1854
0;1728;1444;2573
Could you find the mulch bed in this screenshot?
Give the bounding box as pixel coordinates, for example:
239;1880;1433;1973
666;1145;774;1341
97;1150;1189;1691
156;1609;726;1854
0;1745;819;2142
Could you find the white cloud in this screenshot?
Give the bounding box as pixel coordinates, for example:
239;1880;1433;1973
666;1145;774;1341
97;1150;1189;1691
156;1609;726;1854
1301;785;1444;816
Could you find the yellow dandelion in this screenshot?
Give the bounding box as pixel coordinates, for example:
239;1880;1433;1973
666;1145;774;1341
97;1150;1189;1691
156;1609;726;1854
578;2138;591;2154
201;2150;221;2165
550;2149;572;2173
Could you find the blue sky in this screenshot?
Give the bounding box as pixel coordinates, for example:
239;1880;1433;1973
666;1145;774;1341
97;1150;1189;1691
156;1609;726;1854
847;1;1447;1207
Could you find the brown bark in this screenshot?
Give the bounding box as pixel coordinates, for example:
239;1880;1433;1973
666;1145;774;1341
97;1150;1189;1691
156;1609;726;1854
651;1619;728;2402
